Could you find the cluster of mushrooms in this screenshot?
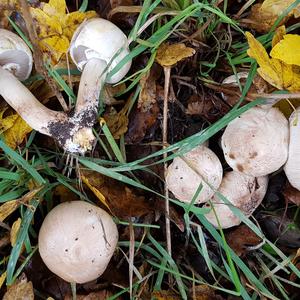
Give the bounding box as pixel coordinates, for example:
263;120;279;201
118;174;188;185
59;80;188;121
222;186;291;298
167;100;300;229
0;19;131;285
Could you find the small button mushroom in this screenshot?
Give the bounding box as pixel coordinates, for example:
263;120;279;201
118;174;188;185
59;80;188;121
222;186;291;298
284;107;300;190
221;106;289;177
205;171;268;228
38;201;118;284
166;145;223;204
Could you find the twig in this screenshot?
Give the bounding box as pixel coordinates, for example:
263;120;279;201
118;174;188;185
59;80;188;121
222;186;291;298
18;0;69;112
163;66;172;261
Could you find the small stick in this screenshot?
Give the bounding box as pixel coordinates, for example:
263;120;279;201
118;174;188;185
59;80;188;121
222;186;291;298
18;0;69;112
162;66;172;259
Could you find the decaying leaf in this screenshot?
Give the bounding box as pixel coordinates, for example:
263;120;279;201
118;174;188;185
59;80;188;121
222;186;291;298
226;225;262;257
30;0;97;63
0;200;19;222
248;0;300;33
246;30;300;92
0;107;18;135
3;115;32;149
283;183;300;206
53;184;77;203
81;175;111;211
126;69;160;143
151;290;181;300
103;106;129;139
0;0;19;28
0;187;42;222
81;169;152;219
186;94;229;122
10;218;22;247
0;271;6;289
64;290;118;300
156;43;195;67
3;273;34;300
189;285;223;300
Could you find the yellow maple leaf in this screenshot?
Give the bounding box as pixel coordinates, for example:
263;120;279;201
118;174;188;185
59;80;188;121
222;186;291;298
156;43;195;67
245;31;300;92
3;115;32;149
30;0;97;63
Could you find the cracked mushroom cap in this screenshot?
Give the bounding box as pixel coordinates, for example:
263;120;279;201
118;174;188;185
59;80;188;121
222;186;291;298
0;29;32;80
221;106;289;177
166;145;223;204
70;18;131;83
38;201;118;284
284;107;300;191
205;171;268;228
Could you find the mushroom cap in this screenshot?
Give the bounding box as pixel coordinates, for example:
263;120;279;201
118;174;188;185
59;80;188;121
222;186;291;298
38;201;118;283
221;106;289;177
0;29;33;81
166;145;223;204
70;18;131;83
284;107;300;190
205;171;268;228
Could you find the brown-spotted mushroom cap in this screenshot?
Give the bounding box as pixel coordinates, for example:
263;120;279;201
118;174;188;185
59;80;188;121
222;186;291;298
38;201;118;283
166;145;223;204
284;107;300;190
205;171;268;228
221;106;289;177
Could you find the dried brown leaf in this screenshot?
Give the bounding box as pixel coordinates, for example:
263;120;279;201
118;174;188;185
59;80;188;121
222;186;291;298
64;290;117;300
126;68;160;143
189;285;223;300
226;225;262;257
283;183;300;206
151;290;181;300
3;274;34;300
81;169;152;219
156;43;195;67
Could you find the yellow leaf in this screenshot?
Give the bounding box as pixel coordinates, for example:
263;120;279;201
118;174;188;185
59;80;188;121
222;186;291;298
270;34;300;66
0;108;18;134
246;32;282;88
64;11;97;40
81;175;112;212
260;0;299;17
0;272;6;289
3;116;32;149
156;43;195;67
10;218;21;247
43;0;66;16
30;0;97;63
272;26;286;48
0;200;19;222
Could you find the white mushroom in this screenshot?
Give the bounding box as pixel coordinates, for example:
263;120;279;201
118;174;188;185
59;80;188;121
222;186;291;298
38;201;118;284
0;29;68;138
205;171;268;228
166;145;223;204
221;106;289;177
284;107;300;190
70;18;131;122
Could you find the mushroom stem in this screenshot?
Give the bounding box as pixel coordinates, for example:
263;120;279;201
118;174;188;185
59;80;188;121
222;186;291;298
75;57;107;116
0;66;68;135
